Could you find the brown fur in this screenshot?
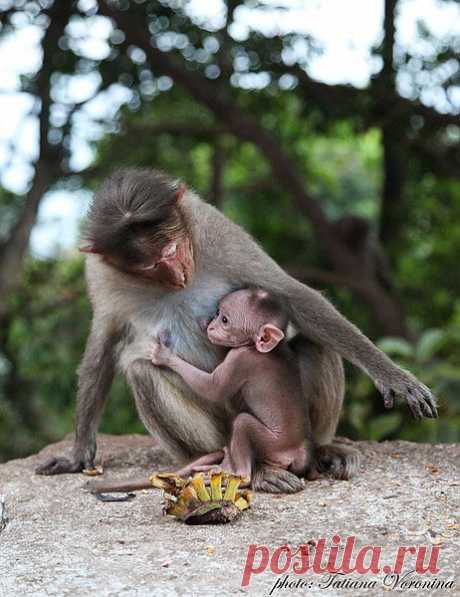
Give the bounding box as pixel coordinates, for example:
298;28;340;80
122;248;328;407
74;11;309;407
36;168;436;489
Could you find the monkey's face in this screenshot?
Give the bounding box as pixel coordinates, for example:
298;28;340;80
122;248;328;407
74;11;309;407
84;210;194;289
82;173;195;289
206;292;255;348
105;231;194;290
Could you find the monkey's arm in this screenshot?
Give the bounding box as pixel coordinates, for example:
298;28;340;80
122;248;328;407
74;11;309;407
283;278;436;418
198;204;437;419
36;315;121;475
251;266;437;418
152;344;246;403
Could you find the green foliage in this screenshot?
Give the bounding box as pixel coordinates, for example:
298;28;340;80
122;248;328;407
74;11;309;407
2;113;460;460
0;256;141;462
341;324;460;442
1;0;460;461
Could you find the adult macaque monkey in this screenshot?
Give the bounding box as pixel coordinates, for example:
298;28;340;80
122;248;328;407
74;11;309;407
36;169;437;492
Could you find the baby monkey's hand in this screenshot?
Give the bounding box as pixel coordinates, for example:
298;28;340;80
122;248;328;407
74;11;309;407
150;335;173;367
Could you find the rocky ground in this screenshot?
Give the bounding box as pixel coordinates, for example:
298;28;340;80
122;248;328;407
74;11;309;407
0;434;458;596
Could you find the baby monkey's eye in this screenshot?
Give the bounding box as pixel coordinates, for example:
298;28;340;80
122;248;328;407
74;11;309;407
222;315;228;324
215;309;220;317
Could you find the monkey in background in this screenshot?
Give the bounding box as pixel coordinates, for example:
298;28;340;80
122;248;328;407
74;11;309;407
149;288;317;486
36;169;437;493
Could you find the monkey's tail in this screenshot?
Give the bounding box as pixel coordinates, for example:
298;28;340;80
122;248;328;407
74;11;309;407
315;440;361;480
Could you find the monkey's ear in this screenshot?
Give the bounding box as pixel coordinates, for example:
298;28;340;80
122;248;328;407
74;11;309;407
79;245;102;254
175;184;187;202
255;324;285;353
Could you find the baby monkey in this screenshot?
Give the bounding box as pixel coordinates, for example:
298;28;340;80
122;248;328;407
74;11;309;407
150;288;316;487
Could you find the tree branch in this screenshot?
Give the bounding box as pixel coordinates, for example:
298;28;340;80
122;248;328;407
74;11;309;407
272;64;367;120
98;1;360;274
124;121;224;140
280;62;460;131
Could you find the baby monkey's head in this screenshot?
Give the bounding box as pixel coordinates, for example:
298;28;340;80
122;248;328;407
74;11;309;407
207;288;288;353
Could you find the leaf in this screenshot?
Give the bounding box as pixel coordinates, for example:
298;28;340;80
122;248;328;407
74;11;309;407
429;363;460;381
348;402;368;432
416;329;447;362
377;337;414;358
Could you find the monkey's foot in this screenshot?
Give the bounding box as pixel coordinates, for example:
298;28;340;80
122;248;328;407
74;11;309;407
35;457;85;475
375;372;438;419
252;465;305;494
152;471;252;525
316;443;361;480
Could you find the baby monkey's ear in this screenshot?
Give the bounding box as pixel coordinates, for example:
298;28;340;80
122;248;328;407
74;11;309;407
255;324;285;353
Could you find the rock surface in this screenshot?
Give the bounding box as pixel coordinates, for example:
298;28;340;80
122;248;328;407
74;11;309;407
0;435;458;596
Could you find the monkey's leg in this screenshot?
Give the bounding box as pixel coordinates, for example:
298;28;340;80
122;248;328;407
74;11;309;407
225;414;255;480
175;450;225;477
291;335;361;480
36;322;119;475
289;447;314;478
219;446;232;470
229;413;306;494
127;360;227;461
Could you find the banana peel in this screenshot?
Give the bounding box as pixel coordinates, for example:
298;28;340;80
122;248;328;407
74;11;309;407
151;471;252;525
210;471;223;500
149;472;187;492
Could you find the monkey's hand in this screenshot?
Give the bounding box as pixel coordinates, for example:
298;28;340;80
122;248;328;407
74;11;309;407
150;339;173;367
375;370;438;419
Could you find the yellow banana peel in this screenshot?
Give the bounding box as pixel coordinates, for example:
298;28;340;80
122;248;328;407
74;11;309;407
152;470;252;525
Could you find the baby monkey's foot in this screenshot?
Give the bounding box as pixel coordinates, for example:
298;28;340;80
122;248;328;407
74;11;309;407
253;465;305;494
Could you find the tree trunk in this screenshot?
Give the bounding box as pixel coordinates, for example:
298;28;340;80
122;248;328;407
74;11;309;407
208;140;224;208
0;1;73;312
378;0;407;249
0;162;51;315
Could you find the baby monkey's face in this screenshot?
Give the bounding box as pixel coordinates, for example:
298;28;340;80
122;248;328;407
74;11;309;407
206;290;255;348
206;289;286;353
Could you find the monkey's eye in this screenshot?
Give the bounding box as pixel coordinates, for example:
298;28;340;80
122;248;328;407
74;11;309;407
216;309;220;316
222;315;228;325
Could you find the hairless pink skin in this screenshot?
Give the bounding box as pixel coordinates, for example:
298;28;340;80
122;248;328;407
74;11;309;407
149;289;313;487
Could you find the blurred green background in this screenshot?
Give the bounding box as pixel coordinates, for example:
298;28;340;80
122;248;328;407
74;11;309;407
0;0;459;462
